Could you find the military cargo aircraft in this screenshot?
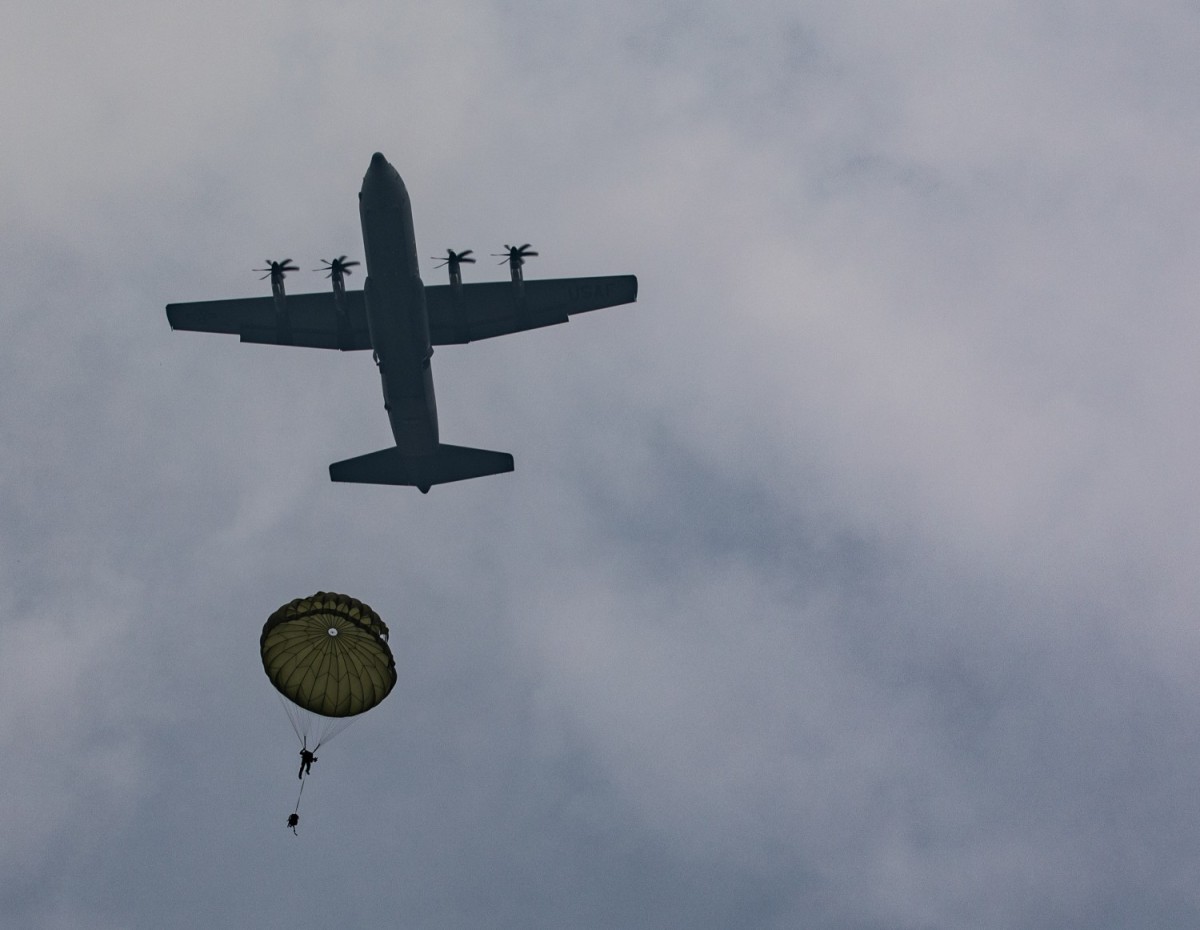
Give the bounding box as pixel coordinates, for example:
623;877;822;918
166;153;638;492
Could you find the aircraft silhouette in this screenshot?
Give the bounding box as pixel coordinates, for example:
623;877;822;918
166;153;638;492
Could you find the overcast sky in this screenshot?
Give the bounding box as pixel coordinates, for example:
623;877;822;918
4;2;1200;927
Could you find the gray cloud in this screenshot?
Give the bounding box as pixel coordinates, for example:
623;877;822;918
3;1;1200;928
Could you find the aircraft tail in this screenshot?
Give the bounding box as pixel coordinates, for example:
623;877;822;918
329;444;514;492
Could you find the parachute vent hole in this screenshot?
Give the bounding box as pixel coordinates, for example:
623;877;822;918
328;627;339;637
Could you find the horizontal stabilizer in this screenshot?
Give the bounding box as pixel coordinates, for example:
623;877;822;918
329;444;514;491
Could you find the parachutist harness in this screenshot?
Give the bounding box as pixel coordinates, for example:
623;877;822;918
299;745;318;779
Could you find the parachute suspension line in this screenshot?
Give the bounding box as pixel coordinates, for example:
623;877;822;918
278;693;305;745
275;689;359;751
311;713;356;751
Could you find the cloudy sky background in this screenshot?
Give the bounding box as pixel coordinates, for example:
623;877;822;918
4;1;1200;927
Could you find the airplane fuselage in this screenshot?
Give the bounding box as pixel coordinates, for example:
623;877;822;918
358;152;439;456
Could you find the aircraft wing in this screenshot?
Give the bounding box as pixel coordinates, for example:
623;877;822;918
165;291;371;350
424;274;638;345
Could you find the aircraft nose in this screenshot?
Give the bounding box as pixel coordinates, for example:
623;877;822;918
361;151;408;202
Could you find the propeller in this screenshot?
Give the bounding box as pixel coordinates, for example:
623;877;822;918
433;249;475;269
494;244;538;267
255;259;299;282
317;256;360;278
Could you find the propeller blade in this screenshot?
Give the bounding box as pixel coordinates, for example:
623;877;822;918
435;249;477;267
317;257;360;274
257;258;298;280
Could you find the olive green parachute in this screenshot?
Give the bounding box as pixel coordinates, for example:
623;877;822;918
261;592;396;719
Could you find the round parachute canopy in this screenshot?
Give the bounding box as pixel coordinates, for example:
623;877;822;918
261;592;396;718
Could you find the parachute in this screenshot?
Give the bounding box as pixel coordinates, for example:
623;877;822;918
261;591;396;750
